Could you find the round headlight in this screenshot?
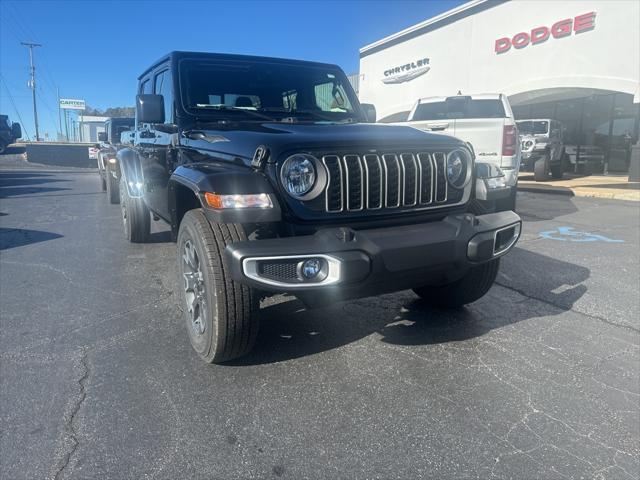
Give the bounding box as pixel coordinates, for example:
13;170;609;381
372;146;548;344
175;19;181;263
280;154;317;197
446;149;471;188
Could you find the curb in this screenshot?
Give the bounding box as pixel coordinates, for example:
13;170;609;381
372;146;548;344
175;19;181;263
518;184;640;201
518;185;575;197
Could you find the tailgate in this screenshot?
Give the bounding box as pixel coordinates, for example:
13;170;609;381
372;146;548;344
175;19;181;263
403;120;455;136
452;118;505;165
401;118;505;166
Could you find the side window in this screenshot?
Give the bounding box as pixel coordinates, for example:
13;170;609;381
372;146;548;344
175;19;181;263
314;81;352;112
154;69;174;124
140;78;152;94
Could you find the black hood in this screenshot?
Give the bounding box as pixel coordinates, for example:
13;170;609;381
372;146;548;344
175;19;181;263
179;121;465;163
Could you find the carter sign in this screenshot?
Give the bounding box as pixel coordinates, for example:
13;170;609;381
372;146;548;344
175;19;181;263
495;11;596;54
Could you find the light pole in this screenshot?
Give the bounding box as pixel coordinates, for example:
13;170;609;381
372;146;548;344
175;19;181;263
21;42;42;141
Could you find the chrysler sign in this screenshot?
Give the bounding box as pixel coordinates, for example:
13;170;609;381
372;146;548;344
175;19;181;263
383;58;430;84
495;12;596;54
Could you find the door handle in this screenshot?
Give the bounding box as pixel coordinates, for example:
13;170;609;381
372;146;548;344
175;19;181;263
182;130;206;140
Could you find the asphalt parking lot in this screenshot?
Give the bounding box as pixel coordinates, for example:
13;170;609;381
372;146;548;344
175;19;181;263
1;167;639;480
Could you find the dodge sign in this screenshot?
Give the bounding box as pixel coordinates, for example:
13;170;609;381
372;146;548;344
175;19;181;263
495;12;596;54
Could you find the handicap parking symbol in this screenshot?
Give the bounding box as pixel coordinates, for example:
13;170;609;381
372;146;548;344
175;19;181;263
539;226;624;243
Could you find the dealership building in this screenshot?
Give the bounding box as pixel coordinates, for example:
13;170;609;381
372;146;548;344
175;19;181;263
358;0;640;173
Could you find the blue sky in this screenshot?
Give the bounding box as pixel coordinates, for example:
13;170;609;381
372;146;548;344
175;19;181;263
0;0;464;140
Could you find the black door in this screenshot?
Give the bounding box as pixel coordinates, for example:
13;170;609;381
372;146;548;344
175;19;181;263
141;68;176;221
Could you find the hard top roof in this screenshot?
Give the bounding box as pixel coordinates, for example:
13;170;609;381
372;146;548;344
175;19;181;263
138;51;342;80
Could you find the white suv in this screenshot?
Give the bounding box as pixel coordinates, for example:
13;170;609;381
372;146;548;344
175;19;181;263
398;94;520;211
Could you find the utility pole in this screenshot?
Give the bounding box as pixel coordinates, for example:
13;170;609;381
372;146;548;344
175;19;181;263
57;86;62;141
21;42;42;142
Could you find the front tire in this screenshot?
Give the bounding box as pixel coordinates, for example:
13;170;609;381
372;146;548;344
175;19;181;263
119;176;150;243
177;210;259;363
413;259;500;308
0;141;6;155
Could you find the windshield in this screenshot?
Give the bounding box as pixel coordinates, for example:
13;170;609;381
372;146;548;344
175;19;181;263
179;59;360;122
413;98;506;121
111;119;134;141
517;120;549;135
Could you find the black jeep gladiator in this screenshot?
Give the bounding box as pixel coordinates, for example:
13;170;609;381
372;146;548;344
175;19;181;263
0;115;22;154
118;51;521;363
97;117;135;202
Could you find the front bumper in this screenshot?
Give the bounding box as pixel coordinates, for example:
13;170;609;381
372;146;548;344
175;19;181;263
225;211;521;301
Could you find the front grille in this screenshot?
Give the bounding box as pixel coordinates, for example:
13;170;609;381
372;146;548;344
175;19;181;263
322;152;456;213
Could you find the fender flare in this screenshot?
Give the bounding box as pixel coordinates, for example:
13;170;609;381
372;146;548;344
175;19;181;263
168;164;281;226
116;148;144;198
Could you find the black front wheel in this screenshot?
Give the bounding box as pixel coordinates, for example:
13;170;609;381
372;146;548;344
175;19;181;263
177;210;259;363
0;141;6;155
413;259;500;308
119;176;150;243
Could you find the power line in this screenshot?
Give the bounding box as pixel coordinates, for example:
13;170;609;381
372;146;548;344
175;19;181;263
2;3;60;114
0;74;31;141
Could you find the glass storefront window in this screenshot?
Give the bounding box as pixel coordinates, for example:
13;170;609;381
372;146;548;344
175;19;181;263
582;94;614;158
511;91;639;173
555;99;583;146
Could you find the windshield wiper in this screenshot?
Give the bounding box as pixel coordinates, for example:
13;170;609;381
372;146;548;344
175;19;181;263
194;105;276;121
262;107;356;123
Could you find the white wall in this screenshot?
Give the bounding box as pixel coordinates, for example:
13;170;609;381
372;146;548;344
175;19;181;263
359;0;640;120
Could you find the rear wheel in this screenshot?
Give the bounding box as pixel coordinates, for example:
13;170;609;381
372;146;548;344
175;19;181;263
413;259;500;308
106;170;119;204
119;176;150;243
177;209;259;363
0;141;6;155
534;156;549;181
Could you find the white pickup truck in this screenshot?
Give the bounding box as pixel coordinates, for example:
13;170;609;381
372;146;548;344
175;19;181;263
397;94;520;211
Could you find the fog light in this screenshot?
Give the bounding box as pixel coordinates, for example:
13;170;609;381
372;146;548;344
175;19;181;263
301;259;321;279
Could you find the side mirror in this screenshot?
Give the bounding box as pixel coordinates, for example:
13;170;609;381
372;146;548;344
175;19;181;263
361;103;376;123
98;131;108;142
11;122;22;140
136;94;165;124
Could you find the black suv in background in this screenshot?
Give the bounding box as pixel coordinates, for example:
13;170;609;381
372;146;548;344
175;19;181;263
97;117;135;202
0;115;22;154
117;51;521;363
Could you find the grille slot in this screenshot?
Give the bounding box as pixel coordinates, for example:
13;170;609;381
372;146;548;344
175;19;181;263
323;155;343;212
400;153;418;206
382;154;401;208
433;152;447;203
363;154;383;209
417;153;433;204
343;155;364;211
321;151;457;213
